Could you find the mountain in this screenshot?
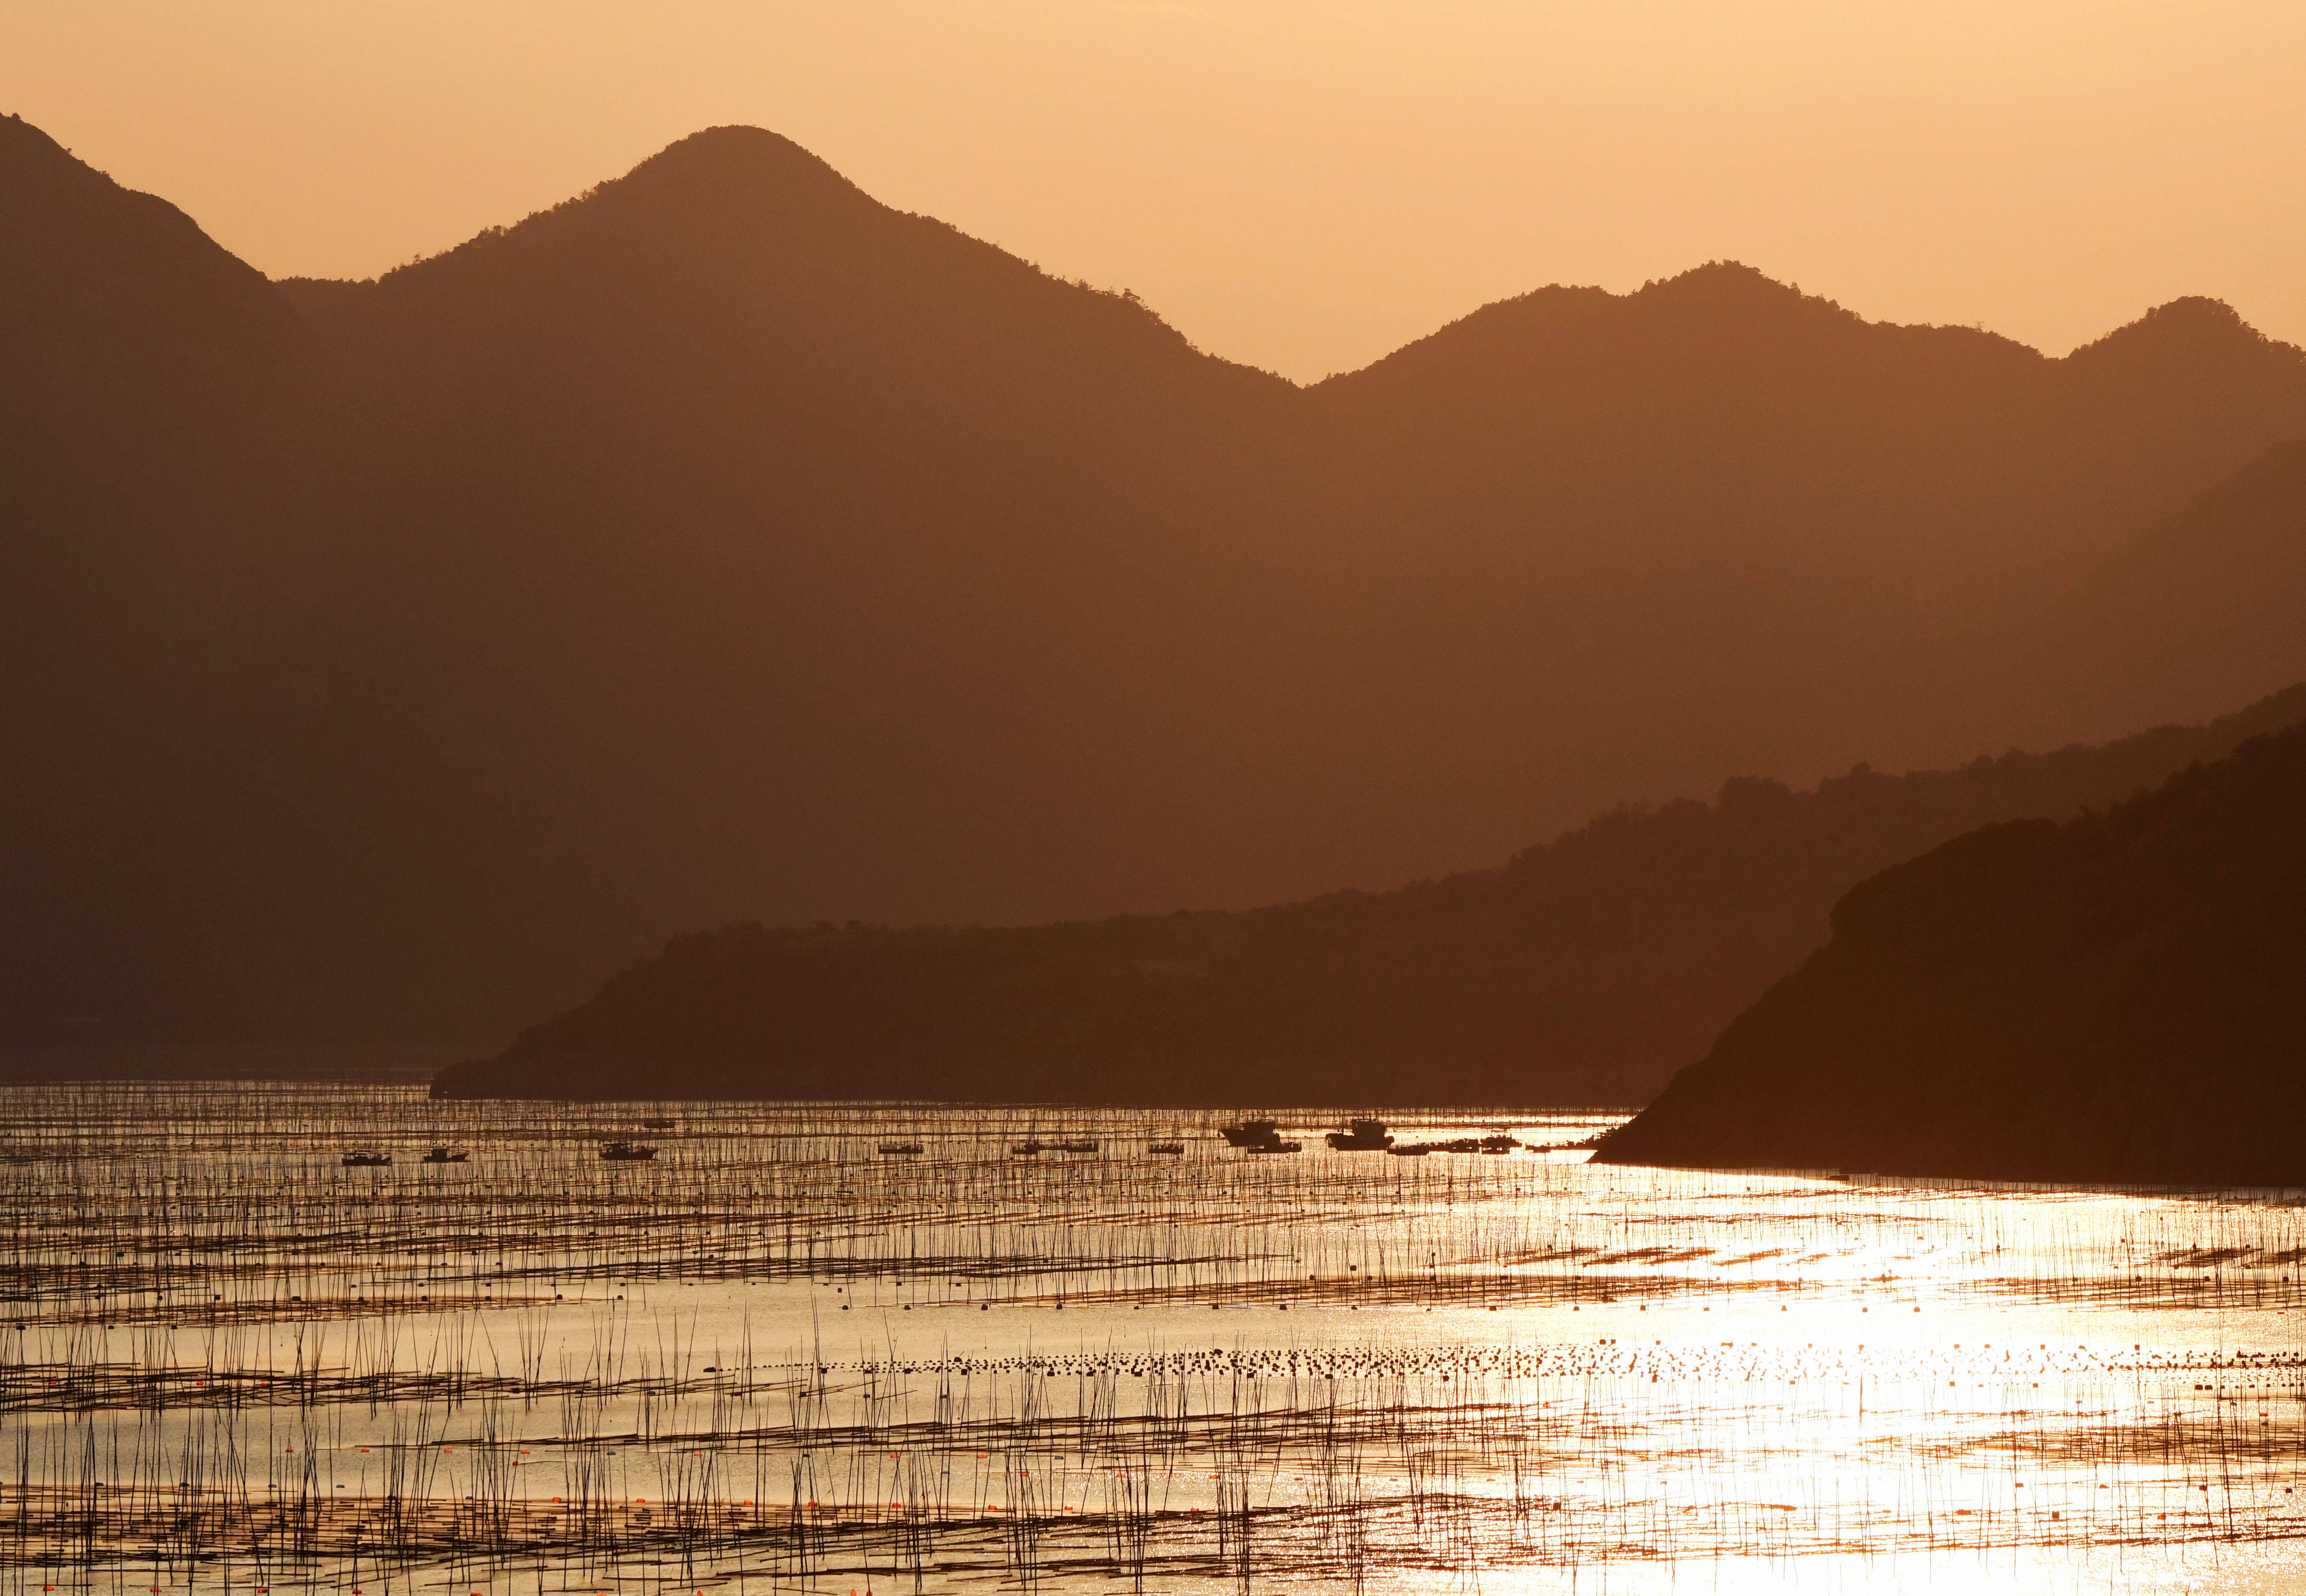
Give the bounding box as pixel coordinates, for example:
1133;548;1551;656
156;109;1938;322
1318;271;2302;623
267;127;1353;1038
0;114;314;445
7;116;2306;1052
1595;722;2306;1185
7;123;1322;1047
1294;274;2306;861
429;684;2306;1103
1988;441;2306;747
0;112;354;1045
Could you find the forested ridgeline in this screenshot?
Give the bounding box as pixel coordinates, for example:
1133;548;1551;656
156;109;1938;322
1598;720;2306;1184
434;685;2306;1103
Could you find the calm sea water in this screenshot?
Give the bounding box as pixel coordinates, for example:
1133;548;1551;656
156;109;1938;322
3;1084;2303;1595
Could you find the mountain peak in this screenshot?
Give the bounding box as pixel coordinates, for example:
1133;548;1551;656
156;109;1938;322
2066;295;2297;374
614;125;867;209
557;124;886;241
358;124;890;291
1626;262;1882;338
0;111;307;414
1635;260;1805;302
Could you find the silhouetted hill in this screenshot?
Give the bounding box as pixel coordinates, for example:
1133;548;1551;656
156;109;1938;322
1351;274;2306;620
1297;270;2306;857
0;112;356;1046
1319;269;2302;622
11;123;1319;1046
9;116;2306;1051
1596;721;2306;1184
0;115;312;434
430;685;2306;1103
287;151;2306;1043
279;120;1319;952
1995;441;2306;742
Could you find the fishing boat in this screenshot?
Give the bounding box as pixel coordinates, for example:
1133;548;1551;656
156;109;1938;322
341;1150;391;1167
877;1142;925;1156
600;1139;658;1161
1325;1118;1395;1152
1223;1118;1299;1153
1010;1139;1046;1156
420;1147;468;1164
1054;1139;1100;1154
1147;1141;1185;1155
640;1117;676;1130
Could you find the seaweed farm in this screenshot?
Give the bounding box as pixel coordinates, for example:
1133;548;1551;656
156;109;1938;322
5;1086;2306;1594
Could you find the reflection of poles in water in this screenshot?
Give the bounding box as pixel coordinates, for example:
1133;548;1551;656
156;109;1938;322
4;1086;2304;1588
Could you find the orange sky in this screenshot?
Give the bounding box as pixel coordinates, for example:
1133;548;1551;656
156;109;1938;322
9;0;2302;381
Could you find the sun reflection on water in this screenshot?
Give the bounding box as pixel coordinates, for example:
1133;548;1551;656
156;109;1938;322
0;1085;2300;1593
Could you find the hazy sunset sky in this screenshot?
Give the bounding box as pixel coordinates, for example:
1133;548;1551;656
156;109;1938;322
10;0;2302;381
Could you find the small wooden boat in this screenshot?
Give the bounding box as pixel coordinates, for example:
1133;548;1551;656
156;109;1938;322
877;1142;925;1156
1147;1141;1185;1155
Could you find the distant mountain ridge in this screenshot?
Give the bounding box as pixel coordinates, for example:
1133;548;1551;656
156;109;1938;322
1316;269;2303;621
430;684;2306;1103
1595;718;2306;1184
6;114;2306;1051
